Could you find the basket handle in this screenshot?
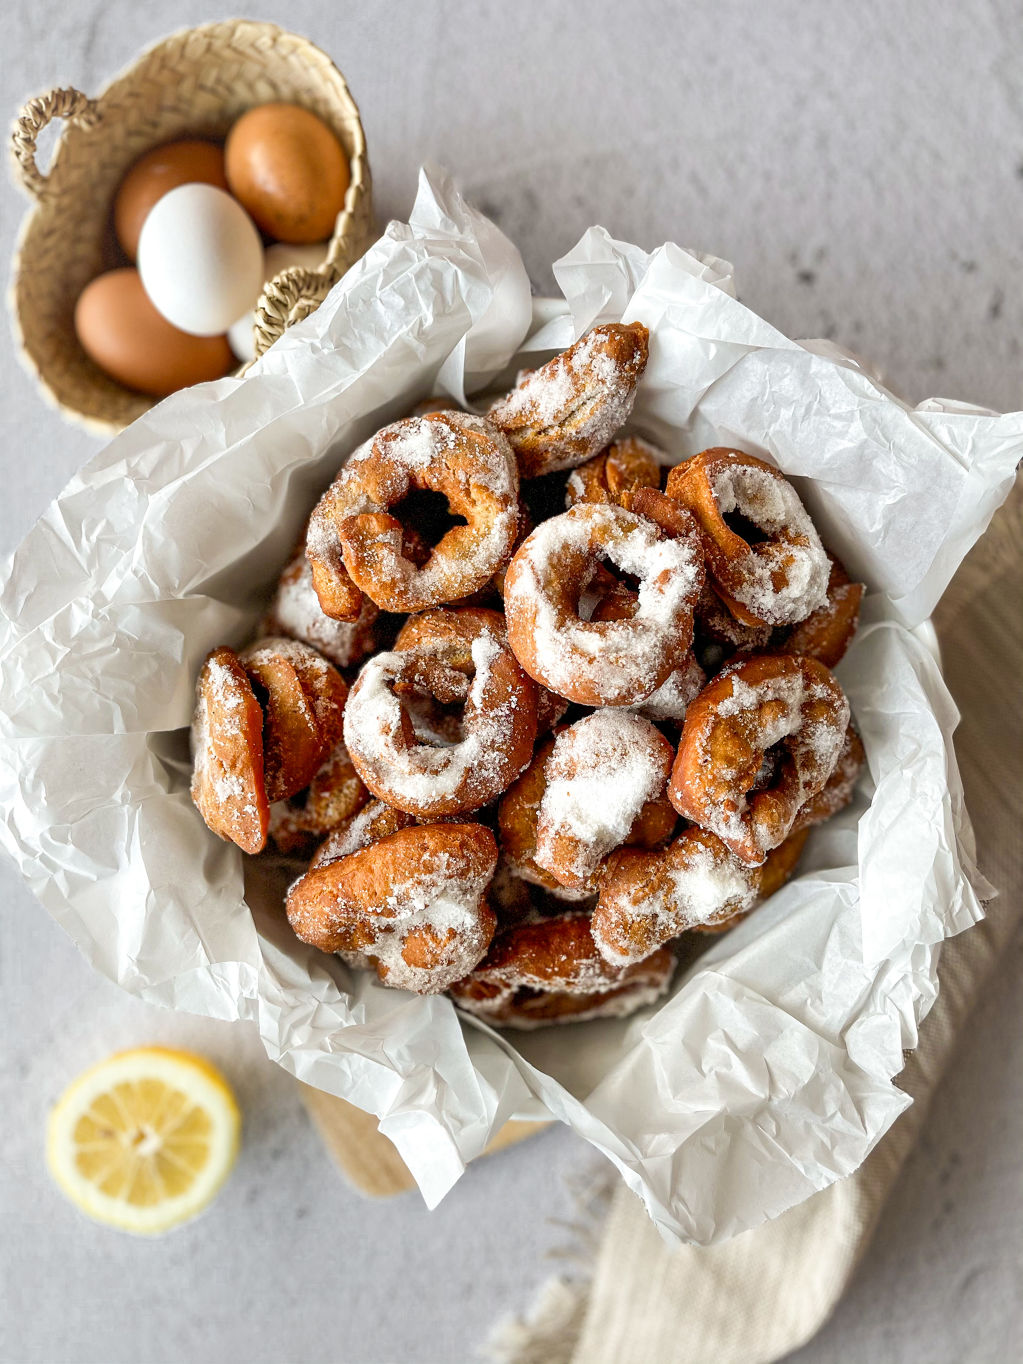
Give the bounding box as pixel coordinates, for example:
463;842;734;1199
251;265;339;359
11;86;100;199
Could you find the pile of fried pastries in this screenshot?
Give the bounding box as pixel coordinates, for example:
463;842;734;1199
191;321;865;1029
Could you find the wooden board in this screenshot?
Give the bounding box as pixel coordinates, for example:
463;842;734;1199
299;1082;548;1196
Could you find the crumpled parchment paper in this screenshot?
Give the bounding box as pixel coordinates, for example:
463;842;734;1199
1;166;1019;1244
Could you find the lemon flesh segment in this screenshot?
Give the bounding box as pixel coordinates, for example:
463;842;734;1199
47;1047;241;1235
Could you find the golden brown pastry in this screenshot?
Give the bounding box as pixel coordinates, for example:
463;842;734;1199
488;323;650;477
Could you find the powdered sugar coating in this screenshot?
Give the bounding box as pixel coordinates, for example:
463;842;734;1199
267;739;369;856
497;736;599;901
310;800;416;868
593;829;760;966
263;550;379;670
625;651;707;725
190;647;268;853
535;712;674;888
671;654;850;864
286;824;497;994
708;462;829;625
488;323;649;477
306;411;520;614
452;973;670;1030
368;851;496;993
449;911;674;1027
344;626;536;816
504;503;703;706
791;723;865;831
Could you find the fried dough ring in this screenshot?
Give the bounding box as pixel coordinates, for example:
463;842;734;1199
344;608;538;817
669;653;850;865
497;736;596;901
626;652;707;727
286;822;498;993
309;799;417;870
503;502;704;706
583;548;708;727
306;411;519;618
262;545;379;671
498;730;674;899
791;723;865;832
448;911;674;1028
665;449;829;627
774;553;864;667
535;712;676;890
565;435;663;508
191;639;347;853
190;647;270;854
240;637;348;803
591;824;811;965
268;741;369;857
489;323;650;478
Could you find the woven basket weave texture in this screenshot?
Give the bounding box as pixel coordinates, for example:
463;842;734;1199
9;20;375;434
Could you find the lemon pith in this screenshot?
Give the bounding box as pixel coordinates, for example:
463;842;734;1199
46;1046;241;1235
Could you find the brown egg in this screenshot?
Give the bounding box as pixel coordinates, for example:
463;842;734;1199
74;269;235;397
225;103;350;243
114;139;228;260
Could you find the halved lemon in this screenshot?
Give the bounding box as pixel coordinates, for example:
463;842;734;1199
47;1046;241;1235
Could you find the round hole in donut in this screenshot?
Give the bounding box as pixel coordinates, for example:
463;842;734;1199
390;486;469;551
751;742;788;792
402;690;466;749
721;508;771;545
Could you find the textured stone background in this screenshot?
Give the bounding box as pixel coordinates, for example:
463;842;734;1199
1;4;1020;1361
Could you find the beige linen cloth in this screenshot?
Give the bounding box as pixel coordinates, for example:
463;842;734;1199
303;479;1021;1364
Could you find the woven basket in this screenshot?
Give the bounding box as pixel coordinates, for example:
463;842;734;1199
8;20;375;435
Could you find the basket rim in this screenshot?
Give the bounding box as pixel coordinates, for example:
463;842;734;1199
8;18;372;436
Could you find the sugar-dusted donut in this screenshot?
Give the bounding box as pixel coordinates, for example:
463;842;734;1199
626;651;707;726
190;646;269;854
592;827;760;963
503;502;704;706
583;571;708;727
534;711;676;890
670;653;850;865
262;544;379;671
286;822;498;993
448;911;674;1028
791;722;865;832
497;736;596;901
268;740;369;857
774;553;864;668
488;323;650;478
309;799;417;871
240;637;347;803
665;449;829;627
306;411;520;618
191;638;347;853
565;435;663;508
498;727;674;899
344;608;538;818
591;822;812;965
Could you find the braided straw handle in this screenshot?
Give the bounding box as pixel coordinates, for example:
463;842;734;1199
11;87;101;199
252;265;340;359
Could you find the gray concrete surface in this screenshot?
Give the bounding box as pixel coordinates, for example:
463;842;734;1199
1;3;1021;1361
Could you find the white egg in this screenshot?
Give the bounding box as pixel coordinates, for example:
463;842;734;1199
227;240;331;363
138;184;265;337
227;313;258;365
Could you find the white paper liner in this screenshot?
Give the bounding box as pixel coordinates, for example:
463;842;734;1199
0;166;1017;1244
